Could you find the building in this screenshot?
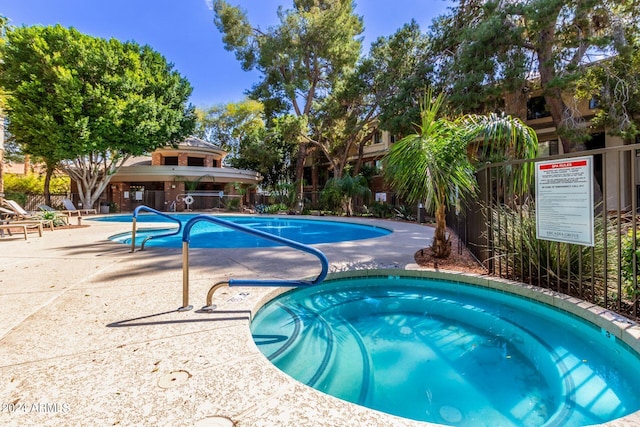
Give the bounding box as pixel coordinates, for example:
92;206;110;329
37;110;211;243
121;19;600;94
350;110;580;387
303;89;638;212
508;89;637;210
101;137;261;212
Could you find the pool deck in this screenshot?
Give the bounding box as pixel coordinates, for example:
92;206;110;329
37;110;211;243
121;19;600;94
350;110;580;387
1;215;639;427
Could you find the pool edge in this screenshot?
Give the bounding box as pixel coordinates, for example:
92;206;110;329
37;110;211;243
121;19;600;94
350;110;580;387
249;268;640;427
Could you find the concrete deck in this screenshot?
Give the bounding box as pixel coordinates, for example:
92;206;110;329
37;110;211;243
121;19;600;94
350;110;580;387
1;215;639;427
0;215;440;427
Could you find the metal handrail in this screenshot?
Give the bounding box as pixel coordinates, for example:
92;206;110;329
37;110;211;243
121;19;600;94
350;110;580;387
181;214;329;312
131;205;182;252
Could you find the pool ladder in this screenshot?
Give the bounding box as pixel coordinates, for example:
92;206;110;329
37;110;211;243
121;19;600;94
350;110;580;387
130;205;182;252
130;206;329;312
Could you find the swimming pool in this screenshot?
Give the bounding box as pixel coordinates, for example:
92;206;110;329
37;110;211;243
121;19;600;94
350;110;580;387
251;274;640;426
97;214;391;248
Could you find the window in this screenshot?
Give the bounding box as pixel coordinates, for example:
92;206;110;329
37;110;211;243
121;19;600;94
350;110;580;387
538;140;559;157
129;185;145;201
589;97;600;110
187;157;204;167
526;96;551;120
373;131;382;144
390;135;396;144
164;156;178;165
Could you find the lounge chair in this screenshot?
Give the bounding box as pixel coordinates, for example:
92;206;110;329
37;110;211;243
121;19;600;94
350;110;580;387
2;200;55;231
62;199;97;215
0;221;28;239
0;206;16;220
0;218;43;239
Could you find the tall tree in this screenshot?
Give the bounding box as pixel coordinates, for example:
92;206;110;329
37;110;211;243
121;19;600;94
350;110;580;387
577;23;640;141
0;25;195;208
194;100;297;188
384;91;538;258
194;99;265;160
369;21;435;138
213;0;363;196
229;130;297;190
269;20;435;183
431;0;639;152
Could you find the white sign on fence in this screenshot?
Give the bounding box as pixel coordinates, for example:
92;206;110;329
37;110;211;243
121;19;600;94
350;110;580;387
535;156;595;246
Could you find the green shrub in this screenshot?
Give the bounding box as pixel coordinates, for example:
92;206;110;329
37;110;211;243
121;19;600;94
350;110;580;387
4;173;70;194
486;202;608;297
264;203;287;214
394;205;416;221
369;201;393;218
621;229;640;298
226;198;241;211
37;210;67;227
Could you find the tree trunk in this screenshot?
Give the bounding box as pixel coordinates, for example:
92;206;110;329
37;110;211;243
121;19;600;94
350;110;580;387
535;8;585;153
344;196;353;216
24;154;30;175
535;18;603;209
294;142;308;197
43;165;54;207
353;138;366;176
333;163;343;180
65;166;113;210
432;203;451;258
311;160;319;206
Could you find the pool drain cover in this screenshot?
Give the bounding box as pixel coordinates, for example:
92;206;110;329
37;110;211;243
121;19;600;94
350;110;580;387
158;370;191;389
440;405;462;423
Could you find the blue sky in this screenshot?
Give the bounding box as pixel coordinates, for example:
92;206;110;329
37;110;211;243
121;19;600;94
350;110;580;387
3;0;452;108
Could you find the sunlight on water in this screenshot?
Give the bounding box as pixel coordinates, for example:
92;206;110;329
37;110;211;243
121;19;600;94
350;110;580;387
251;277;640;426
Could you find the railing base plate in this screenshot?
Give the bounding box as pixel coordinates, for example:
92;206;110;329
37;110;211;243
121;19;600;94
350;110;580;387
198;305;218;313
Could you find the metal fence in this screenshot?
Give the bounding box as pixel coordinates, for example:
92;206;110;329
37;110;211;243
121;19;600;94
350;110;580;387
451;143;640;320
23;193;71;211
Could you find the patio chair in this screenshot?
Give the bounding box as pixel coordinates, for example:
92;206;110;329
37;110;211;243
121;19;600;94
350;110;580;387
40;203;79;218
0;219;43;239
2;200;55;231
0;206;16;220
62;199;97;215
0;221;28;239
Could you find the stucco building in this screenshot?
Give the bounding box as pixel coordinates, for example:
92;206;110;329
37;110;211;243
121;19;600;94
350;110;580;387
99;137;261;212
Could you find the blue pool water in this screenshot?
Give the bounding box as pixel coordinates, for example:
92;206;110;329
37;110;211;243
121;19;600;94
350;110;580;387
97;214;391;248
251;276;640;426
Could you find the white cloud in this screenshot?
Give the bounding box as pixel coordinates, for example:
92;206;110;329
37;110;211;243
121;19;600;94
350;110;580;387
204;0;213;11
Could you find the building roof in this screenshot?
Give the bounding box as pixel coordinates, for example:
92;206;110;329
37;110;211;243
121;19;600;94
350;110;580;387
120;136;227;167
179;136;222;151
155;136;227;159
121;156;152;167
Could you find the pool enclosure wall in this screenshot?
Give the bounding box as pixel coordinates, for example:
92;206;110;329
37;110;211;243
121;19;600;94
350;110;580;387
454;143;640;320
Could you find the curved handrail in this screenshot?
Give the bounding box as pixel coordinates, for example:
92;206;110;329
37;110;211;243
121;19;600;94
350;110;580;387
131;205;182;252
180;214;329;311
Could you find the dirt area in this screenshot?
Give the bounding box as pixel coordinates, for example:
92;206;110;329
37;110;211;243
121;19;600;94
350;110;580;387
414;226;488;275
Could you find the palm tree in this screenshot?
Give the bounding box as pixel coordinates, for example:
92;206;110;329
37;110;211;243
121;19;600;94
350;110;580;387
384;91;538;258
